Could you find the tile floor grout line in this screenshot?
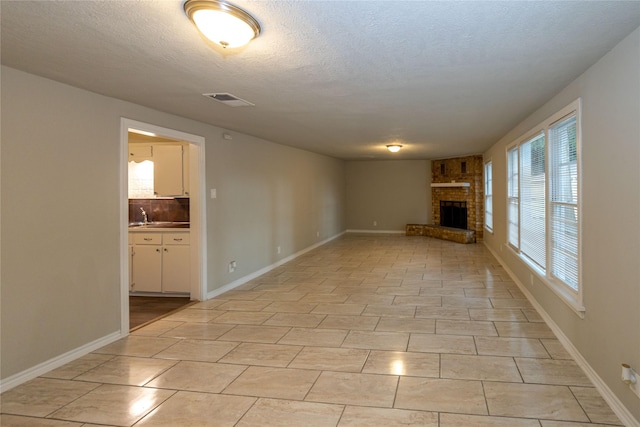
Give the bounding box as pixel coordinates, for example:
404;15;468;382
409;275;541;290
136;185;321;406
1;235;623;425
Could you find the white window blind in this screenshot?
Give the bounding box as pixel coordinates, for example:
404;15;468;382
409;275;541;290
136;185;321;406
507;147;519;248
504;99;582;313
484;161;493;231
549;115;579;291
519;133;546;269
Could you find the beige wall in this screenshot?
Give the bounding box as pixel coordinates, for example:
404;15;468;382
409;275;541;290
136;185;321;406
345;160;431;231
0;66;346;380
208;132;346;284
483;28;640;421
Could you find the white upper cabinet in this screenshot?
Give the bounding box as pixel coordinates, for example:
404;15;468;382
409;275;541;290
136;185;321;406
182;144;190;197
128;144;153;162
128;142;189;198
153;145;184;197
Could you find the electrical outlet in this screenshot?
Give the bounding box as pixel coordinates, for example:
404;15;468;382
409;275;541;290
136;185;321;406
316;231;320;237
373;221;377;226
228;261;236;273
277;246;281;254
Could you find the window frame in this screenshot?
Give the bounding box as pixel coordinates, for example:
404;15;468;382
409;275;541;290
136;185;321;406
484;159;493;233
507;146;520;249
505;99;584;316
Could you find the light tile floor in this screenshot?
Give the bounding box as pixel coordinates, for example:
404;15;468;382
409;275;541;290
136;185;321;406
1;234;623;426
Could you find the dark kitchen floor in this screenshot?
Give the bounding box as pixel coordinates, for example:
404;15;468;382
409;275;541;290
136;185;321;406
129;296;193;330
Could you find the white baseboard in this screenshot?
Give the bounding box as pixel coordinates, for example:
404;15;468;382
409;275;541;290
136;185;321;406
484;242;639;427
129;292;189;297
345;229;404;234
207;231;346;300
0;330;124;394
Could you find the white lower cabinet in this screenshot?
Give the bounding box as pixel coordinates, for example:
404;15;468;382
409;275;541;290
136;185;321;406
130;231;190;294
161;233;191;293
132;244;163;292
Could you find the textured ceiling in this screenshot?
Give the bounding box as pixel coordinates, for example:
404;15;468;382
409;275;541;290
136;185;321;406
2;1;639;160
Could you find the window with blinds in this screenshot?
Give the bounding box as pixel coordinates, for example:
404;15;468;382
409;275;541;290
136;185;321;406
505;99;582;312
549;114;579;291
520;133;546;268
484;161;493;231
507;147;519;248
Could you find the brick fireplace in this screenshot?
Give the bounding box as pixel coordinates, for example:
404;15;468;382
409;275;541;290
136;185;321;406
431;154;484;241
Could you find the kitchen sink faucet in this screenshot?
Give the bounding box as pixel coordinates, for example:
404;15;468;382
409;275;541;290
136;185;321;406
140;207;148;224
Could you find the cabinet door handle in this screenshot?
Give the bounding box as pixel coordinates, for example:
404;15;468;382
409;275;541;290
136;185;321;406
173;238;183;242
144;238;153;241
156;248;161;252
164;248;168;252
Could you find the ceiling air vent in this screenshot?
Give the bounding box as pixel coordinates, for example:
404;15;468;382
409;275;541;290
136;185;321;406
203;93;255;107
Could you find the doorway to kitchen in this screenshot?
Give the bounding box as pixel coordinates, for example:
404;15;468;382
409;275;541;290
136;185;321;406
120;118;207;334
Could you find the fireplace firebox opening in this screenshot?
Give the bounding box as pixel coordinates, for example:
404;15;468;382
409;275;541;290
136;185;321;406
440;201;468;230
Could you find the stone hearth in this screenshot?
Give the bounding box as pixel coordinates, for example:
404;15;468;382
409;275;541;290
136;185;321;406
406;224;475;244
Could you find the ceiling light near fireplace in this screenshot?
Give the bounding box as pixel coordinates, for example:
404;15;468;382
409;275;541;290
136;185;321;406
184;0;261;49
386;144;403;153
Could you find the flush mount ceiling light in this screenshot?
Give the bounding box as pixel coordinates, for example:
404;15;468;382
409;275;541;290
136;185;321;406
386;144;403;153
184;0;261;49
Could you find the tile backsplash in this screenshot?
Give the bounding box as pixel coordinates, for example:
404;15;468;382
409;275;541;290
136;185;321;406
129;198;189;223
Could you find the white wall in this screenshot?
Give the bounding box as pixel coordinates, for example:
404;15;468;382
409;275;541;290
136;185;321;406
345;160;431;231
483;28;640;422
0;66;346;380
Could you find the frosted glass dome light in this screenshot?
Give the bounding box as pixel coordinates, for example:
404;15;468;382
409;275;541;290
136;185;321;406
184;0;261;49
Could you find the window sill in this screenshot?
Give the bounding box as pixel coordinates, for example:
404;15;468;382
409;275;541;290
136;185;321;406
505;244;585;319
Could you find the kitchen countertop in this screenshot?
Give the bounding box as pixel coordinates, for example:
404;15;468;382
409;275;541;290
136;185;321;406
128;222;190;231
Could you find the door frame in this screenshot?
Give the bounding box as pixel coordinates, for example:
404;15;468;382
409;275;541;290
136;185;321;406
120;118;207;334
